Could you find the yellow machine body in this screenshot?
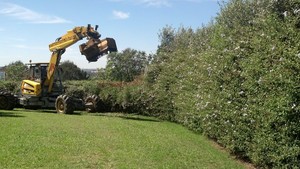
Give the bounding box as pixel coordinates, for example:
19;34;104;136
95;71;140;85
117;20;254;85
21;80;42;96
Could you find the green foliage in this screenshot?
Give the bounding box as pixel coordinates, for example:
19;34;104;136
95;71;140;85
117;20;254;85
0;80;19;93
64;80;146;113
59;60;89;81
198;1;300;167
141;0;300;168
91;68;108;80
106;48;150;82
63;80;108;100
4;61;28;81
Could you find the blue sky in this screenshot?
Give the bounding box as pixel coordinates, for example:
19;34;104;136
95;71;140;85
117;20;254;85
0;0;223;69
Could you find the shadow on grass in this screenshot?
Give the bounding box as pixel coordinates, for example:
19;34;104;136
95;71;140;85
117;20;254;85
0;111;25;118
40;109;57;114
13;109;58;114
94;113;161;122
119;116;161;122
33;109;84;116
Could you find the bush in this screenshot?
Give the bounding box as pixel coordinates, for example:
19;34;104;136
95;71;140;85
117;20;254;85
64;80;147;113
0;81;19;93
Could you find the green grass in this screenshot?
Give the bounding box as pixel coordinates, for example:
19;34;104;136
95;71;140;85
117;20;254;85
0;109;246;169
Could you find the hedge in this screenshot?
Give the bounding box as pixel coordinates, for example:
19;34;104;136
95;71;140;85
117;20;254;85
141;0;300;168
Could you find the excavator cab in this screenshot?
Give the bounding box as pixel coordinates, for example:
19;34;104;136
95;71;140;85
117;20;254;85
21;62;63;97
20;62;64;109
27;63;48;83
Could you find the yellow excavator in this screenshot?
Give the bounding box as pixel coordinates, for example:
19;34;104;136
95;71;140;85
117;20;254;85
0;24;117;114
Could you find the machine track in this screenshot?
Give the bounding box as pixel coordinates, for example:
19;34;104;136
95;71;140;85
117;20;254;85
0;90;16;110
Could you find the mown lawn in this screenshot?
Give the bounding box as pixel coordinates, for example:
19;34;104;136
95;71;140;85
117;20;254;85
0;109;246;169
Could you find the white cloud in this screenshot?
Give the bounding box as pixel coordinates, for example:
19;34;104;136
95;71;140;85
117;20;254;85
0;3;71;24
186;0;219;2
137;0;217;7
13;44;46;50
137;0;171;7
113;10;130;19
109;0;217;7
108;0;171;7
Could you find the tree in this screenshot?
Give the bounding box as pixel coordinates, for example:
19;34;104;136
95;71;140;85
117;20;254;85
156;25;175;56
59;60;88;81
144;26;175;84
106;48;150;82
5;61;28;81
91;68;107;80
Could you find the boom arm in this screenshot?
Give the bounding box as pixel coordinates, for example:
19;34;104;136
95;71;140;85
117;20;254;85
44;24;117;93
49;25;100;52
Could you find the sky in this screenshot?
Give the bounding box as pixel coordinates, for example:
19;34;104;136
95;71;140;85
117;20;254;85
0;0;224;69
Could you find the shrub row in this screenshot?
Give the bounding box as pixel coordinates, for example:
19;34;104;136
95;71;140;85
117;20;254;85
140;0;300;168
63;80;150;114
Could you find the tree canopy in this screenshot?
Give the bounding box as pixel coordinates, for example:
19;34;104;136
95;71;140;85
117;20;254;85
59;60;88;81
106;48;151;82
5;61;28;81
